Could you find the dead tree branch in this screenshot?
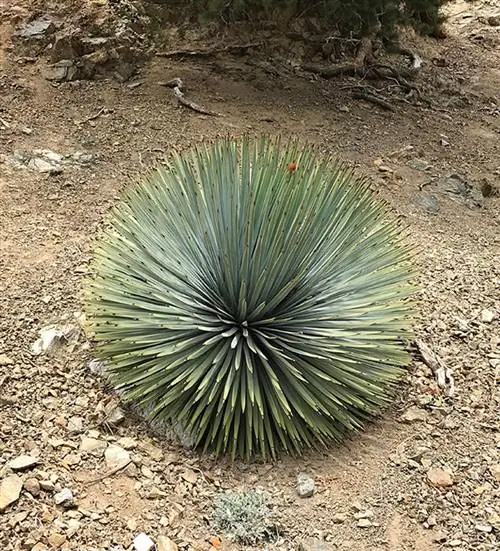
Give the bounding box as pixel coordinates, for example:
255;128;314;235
159;78;221;116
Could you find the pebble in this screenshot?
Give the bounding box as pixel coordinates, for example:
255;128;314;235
66;519;81;537
23;477;41;496
105;444;131;469
181;469;197;484
156;535;178;551
332;512;347;523
8;454;39;471
0;353;14;365
118;437;138;450
40;480;56;492
298;539;335;551
47;532;66;548
0;474;23;512
107;405;126;425
127;518;138;531
296;472;315;498
400;406;428;423
490;464;500;481
53;488;75;508
475;523;492;533
140;442;164;461
426;514;437;527
354;509;374;520
133;533;155;551
481;309;495;323
79;437;107;456
427;468;454;487
67;416;84;433
357;518;372;528
63;453;81;466
432;531;447;543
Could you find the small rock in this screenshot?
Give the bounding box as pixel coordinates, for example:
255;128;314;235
181;469;198;484
31;324;79;354
47;532;66;548
475;523;492;533
66;518;81;537
40;480;56;492
10;510;28;526
140;442;164;461
156;535;178;551
8;454;39;471
488;512;500;525
133;533;155;551
426;514;437;527
489;464;500;482
427;468;453;487
118;437;137;450
13;17;56;40
448;540;462;547
0;475;23;512
481;309;495;323
105;444;130;469
67;416;84;433
79;437;107;456
127;518;138;531
32;544;49;551
45;59;78;82
432;531;447;543
296;472;315;498
53;488;75;508
106;405;126;425
415;193;439;214
24;477;41;496
357;518;372;528
332;512;347;523
487;15;500;26
298;539;334;551
408;158;433;172
146;487;167;499
401;406;428;423
354;510;374;520
63;453;81;466
0;353;14;365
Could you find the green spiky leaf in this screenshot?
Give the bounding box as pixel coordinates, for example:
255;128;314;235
85;137;416;460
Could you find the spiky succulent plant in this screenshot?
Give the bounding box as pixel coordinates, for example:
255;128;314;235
85;137;415;460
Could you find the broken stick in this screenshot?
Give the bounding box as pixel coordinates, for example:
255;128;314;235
159;78;221;116
415;340;455;397
85;459;132;486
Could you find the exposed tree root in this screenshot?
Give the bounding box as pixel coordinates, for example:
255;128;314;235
302;34;430;110
302;34;375;78
159;78;221;116
302;23;427;111
156;43;262;58
352;90;395;112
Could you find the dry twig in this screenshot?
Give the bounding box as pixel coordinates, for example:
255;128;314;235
85;459;132;486
416;340;455;397
159;78;221;116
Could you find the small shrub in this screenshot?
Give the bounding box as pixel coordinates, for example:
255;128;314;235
212;491;274;544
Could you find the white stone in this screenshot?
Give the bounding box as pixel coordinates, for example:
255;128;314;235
133;533;155;551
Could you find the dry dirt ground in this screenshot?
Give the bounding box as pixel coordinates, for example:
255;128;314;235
0;1;499;551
